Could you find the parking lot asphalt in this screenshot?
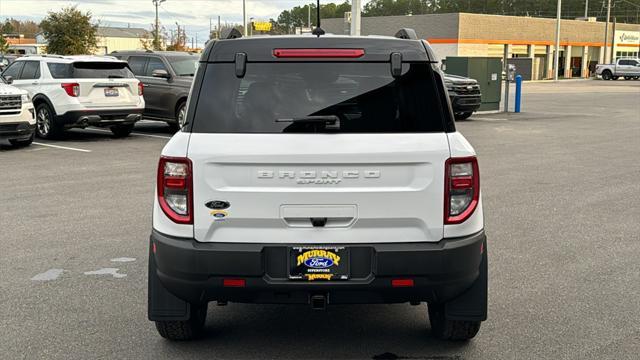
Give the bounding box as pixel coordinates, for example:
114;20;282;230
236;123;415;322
1;80;639;359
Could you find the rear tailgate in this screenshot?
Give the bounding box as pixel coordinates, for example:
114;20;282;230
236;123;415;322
55;61;140;108
187;43;452;244
189;133;449;244
76;78;139;108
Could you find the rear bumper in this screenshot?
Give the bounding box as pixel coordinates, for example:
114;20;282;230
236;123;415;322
150;229;486;306
450;94;482;113
56;109;143;128
0;121;35;140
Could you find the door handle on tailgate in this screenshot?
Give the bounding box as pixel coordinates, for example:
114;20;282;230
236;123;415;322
280;205;357;228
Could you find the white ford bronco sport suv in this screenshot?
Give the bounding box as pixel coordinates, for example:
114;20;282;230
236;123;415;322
1;55;144;139
0;79;35;147
149;29;487;342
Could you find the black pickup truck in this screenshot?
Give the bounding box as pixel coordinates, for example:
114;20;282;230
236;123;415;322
444;74;482;120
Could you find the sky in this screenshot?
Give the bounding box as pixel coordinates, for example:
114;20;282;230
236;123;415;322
0;0;364;47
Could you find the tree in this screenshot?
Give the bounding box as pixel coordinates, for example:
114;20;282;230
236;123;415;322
361;0;640;23
140;23;165;51
39;7;98;55
0;35;9;54
1;19;40;38
275;1;352;33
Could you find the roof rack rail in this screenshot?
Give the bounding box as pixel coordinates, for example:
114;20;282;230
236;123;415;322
22;54;65;58
221;28;243;40
395;28;418;40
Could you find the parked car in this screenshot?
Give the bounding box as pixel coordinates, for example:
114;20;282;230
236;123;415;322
1;55;144;139
111;51;198;129
0;77;35;147
596;58;640;80
0;54;18;72
444;74;482;120
148;30;487;342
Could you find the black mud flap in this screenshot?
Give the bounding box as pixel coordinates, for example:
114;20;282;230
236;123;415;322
444;241;488;321
148;247;191;321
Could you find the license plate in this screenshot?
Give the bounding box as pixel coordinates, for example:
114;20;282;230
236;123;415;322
104;88;119;97
289;246;349;281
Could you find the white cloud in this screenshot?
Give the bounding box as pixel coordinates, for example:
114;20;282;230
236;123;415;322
0;0;363;46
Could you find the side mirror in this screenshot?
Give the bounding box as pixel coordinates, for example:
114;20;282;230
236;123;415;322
151;69;170;79
3;75;13;84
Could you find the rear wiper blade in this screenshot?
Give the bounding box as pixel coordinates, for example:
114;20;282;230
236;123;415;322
276;115;339;124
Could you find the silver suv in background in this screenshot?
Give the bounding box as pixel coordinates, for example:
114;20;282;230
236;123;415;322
111;51;199;130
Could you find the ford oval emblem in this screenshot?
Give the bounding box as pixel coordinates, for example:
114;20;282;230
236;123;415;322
205;200;230;210
304;257;334;269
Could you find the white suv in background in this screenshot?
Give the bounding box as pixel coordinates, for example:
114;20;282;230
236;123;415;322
0;79;35;147
1;55;145;139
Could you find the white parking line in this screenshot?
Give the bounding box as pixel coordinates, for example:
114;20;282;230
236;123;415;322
131;132;172;139
33;142;92;153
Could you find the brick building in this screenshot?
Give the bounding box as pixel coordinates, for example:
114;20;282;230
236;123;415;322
322;13;640;80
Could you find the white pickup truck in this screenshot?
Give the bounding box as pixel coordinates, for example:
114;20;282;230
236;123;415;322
595;58;640;80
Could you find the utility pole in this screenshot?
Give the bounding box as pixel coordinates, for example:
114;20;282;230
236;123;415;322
152;0;166;49
553;0;561;81
308;3;311;29
209;18;212;38
218;16;221;39
604;0;611;63
243;0;247;37
351;0;362;36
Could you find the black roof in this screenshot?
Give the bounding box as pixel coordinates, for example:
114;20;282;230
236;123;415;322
202;35;434;63
111;50;198;56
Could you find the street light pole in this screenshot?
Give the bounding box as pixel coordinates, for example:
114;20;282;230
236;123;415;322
604;0;611;63
243;0;247;37
152;0;166;49
350;0;362;36
584;0;588;18
553;0;561;81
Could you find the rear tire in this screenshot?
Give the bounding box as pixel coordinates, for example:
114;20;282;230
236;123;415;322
428;304;481;341
9;133;34;147
35;103;63;139
454;112;473;121
110;124;134;138
624;76;632;80
154;303;208;341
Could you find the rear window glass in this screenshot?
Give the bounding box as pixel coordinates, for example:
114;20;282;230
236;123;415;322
47;62;134;79
191;62;446;133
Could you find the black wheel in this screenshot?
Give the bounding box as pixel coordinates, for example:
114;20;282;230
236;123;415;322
624;76;632;80
612;76;619;80
9;133;34;147
35;103;62;139
155;303;208;341
110;124;134;138
601;70;612;80
428;303;481;341
454;112;473;121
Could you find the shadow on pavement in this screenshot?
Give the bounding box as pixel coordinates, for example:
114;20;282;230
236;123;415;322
155;304;473;360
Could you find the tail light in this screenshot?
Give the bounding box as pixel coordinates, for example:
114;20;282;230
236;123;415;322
157;156;193;224
444;156;479;224
138;82;144;96
61;83;79;97
273;48;365;58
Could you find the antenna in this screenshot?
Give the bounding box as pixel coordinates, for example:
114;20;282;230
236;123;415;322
311;0;325;37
